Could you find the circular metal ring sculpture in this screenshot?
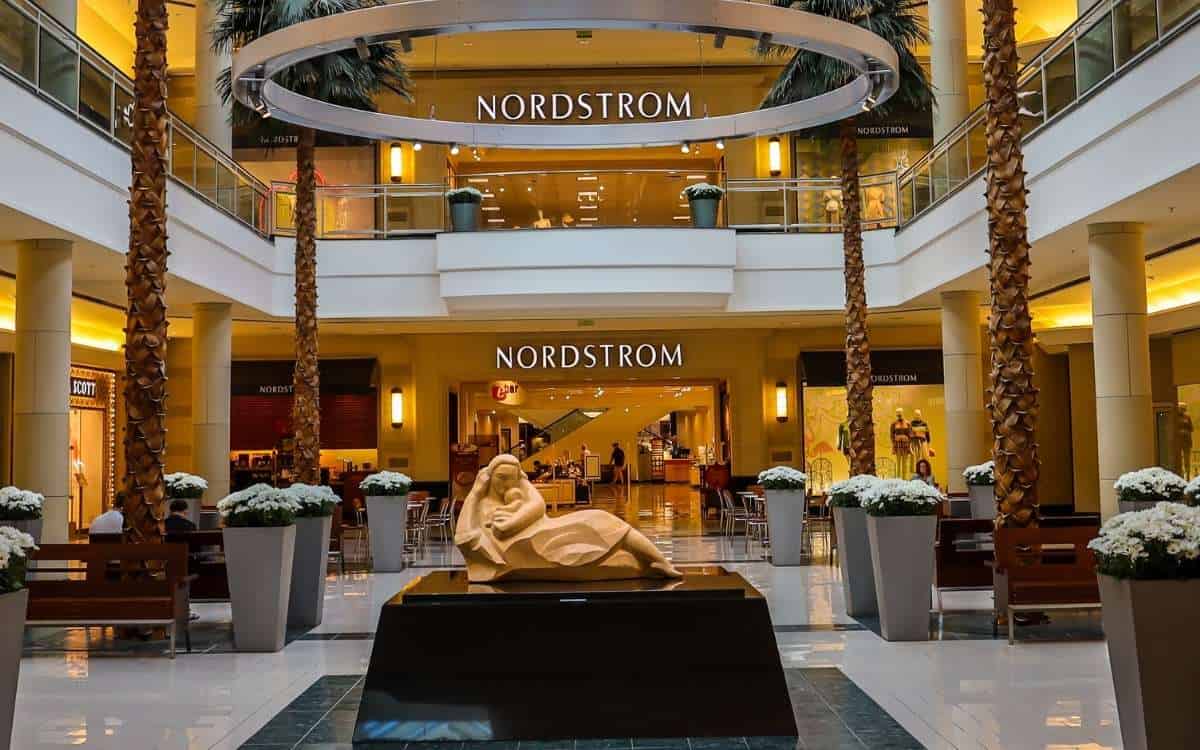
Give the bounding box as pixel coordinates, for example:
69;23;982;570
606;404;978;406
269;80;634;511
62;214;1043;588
232;0;900;149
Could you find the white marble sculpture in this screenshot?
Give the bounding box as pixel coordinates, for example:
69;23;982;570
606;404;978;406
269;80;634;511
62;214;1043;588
455;454;683;582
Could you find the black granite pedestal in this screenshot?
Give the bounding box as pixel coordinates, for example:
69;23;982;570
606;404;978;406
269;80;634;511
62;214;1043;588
353;566;798;746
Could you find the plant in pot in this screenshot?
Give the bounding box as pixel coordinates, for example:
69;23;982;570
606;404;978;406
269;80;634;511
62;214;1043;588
962;460;995;520
164;472;207;526
284;483;340;628
1090;502;1200;749
861;478;942;641
681;182;725;229
757;466;808;566
359;471;413;572
0;487;44;544
217;484;301;652
1113;467;1186;514
827;474;881;617
446;187;483;232
1;525;36;747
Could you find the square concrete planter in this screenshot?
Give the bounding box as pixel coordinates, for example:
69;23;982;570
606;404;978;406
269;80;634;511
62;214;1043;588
866;514;936;641
1098;574;1200;750
1;588;28;749
764;489;806;566
833;506;877;617
223;524;296;652
968;484;994;520
366;495;409;572
288;515;332;628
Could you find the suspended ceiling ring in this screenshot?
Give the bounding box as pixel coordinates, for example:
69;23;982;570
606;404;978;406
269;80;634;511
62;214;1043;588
231;0;900;149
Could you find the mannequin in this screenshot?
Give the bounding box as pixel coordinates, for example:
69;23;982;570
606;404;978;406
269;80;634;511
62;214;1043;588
890;408;913;478
837;421;851;459
1179;403;1194;478
910;409;933;461
561;212;576;228
822;189;842;226
532;209;552;229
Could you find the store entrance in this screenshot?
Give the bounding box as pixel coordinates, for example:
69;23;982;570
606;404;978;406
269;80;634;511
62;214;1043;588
67;366;116;534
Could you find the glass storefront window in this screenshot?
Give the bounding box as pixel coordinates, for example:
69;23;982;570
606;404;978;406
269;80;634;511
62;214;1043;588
78;56;111;132
38;27;77;111
1160;0;1200;31
0;0;37;81
1045;45;1077;119
1174;386;1200;480
1114;0;1159;66
1077;14;1116;96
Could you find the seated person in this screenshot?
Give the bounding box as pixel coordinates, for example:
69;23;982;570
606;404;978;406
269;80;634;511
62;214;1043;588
89;492;126;535
163;499;197;534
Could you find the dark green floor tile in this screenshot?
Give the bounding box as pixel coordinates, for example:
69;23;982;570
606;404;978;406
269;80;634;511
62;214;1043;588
463;742;520;750
575;740;633;750
744;736;800;750
688;738;749;750
519;742;574;750
631;739;689;750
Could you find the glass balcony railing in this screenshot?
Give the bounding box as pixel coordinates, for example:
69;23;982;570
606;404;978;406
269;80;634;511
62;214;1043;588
0;0;271;236
896;0;1200;228
270;182;447;238
726;172;898;232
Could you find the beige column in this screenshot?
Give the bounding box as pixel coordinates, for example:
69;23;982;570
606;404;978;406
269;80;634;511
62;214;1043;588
1090;223;1154;518
941;290;989;493
194;0;232;153
192;303;233;503
14;240;72;543
930;0;970;141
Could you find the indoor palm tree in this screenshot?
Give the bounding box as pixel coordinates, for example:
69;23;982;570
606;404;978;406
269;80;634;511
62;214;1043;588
763;0;932;477
212;0;411;483
124;0;171;541
981;0;1039;527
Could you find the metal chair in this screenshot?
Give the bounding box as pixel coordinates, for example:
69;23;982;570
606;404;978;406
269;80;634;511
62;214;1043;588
406;499;430;556
719;489;749;536
742;493;769;556
425;497;455;543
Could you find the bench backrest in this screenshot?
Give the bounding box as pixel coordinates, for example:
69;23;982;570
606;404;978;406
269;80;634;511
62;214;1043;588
27;543;189;601
994;526;1099;586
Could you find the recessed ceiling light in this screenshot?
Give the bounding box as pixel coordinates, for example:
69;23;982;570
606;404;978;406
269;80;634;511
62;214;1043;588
467;177;488;184
482;206;501;212
577;175;598;182
673;215;690;220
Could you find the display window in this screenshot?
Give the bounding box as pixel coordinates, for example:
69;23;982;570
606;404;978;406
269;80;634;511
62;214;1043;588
68;366;117;532
1172;385;1200;480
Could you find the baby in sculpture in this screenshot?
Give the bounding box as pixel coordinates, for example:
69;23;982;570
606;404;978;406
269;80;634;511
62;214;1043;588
455;454;683;582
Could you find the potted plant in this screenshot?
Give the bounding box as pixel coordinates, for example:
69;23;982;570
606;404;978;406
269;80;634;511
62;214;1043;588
1113;467;1186;514
862;478;942;641
446;187;483;232
827;474;881;617
0;487;44;544
1090;502;1200;749
284;483;340;628
682;182;725;229
164;472;208;526
359;471;413;572
757;466;808;566
962;460;995;520
217;484;301;652
1;525;36;747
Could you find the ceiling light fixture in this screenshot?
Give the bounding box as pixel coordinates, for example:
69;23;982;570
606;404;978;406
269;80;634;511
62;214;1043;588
449;143;460;156
715;138;725;150
681;142;691;154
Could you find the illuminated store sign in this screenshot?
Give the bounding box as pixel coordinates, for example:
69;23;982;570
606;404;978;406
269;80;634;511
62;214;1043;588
477;91;692;122
491;380;524;405
70;376;98;398
496;344;684;370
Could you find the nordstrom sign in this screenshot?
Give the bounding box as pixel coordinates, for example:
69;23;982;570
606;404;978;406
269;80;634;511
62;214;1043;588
496;343;684;370
477;91;692;122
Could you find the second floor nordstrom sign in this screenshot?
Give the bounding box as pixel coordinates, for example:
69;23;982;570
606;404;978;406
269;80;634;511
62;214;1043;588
477;91;693;123
497;343;684;370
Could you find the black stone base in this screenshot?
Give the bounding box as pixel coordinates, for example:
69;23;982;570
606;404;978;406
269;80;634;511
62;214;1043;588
353;567;798;745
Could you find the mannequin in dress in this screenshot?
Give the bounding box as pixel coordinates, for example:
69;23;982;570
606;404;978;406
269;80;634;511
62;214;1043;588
1178;403;1194;478
890;408;913;478
837;421;851;459
822;189;843;226
910;409;933;461
532;209;552;229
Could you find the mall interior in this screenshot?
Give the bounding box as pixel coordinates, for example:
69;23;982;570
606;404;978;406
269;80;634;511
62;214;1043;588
0;0;1199;747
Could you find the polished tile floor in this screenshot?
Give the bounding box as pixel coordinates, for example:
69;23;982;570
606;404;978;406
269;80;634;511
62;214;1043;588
10;489;1123;750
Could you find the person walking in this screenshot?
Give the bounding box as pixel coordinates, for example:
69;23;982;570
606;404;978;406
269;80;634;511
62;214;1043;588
610;442;627;492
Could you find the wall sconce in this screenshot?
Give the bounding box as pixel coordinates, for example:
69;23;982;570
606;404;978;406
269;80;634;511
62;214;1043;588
775;381;788;423
768;136;782;177
389;143;403;183
390;387;404;428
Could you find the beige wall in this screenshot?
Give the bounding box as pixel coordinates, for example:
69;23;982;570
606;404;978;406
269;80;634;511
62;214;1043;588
1034;347;1074;507
1068;344;1100;513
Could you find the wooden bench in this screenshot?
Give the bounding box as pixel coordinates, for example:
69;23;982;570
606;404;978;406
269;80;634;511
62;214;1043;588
993;526;1101;644
164;530;229;601
935;518;995;609
26;543;192;658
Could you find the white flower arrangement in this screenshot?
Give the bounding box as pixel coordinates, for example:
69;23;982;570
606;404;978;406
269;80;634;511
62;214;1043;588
164;472;208;499
445;186;484;204
0;486;44;521
1185;475;1200;507
757;466;808;491
1088;502;1200;579
826;475;881;508
962;460;995;487
217;484;300;527
0;525;37;594
861;478;943;516
682;182;725;201
1113;467;1186;505
286;483;341;518
359;471;413;497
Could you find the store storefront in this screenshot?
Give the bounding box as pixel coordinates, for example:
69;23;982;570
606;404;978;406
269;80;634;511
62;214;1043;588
68;365;117;533
800;350;945;490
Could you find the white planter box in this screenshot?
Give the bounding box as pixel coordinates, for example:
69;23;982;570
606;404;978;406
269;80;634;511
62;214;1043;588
968;484;994;520
1098;574;1200;750
764;489;806;566
288;515;332;628
223;525;296;652
833;506;876;617
867;514;936;641
366;495;409;572
1;588;29;748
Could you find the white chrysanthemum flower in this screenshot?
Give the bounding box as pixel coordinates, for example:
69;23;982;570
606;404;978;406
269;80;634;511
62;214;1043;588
861;478;942;516
962;460;995;486
0;525;38;571
359;471;413;496
1089;502;1200;579
826;475;881;507
164;472;208;498
0;486;45;520
757;466;808;490
1114;467;1186;504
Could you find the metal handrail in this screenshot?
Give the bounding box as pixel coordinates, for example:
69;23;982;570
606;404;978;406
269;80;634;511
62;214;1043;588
896;0;1200;229
0;0;272;236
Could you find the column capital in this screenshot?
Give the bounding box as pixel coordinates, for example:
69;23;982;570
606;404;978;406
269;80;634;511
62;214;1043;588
16;238;73;253
1087;222;1144;238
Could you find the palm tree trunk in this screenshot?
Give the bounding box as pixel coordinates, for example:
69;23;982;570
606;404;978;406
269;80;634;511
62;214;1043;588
292;126;321;484
982;0;1040;527
839;119;876;477
123;0;169;542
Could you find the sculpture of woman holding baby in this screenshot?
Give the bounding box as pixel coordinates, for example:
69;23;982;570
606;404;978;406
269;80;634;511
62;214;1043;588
455;454;683;582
